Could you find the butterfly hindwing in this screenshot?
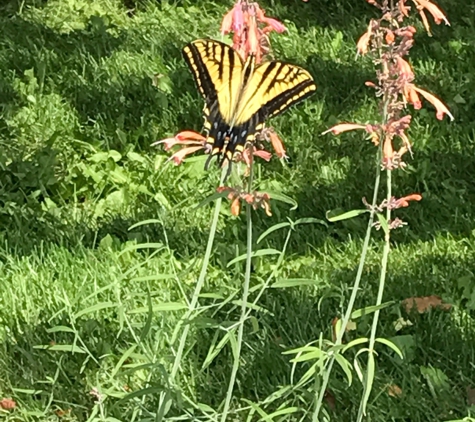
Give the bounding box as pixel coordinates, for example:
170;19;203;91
182;38;317;170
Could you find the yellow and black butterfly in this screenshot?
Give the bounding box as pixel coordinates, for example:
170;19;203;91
182;39;316;172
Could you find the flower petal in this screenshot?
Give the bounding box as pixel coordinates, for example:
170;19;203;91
231;197;241;216
415;0;449;25
412;86;454;120
262;17;287;33
253;149;272;161
322;123;367;135
220;8;234;34
395;193;422;208
169;145;203;165
396;57;415;80
267;130;287;158
175;130;206;142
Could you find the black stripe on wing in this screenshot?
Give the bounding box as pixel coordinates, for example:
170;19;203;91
182;41;218;107
260;79;316;122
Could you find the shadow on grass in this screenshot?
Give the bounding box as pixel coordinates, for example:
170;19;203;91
187;253;475;420
0;0;474;259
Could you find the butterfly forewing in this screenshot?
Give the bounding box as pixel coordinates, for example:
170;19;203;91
236;61;316;126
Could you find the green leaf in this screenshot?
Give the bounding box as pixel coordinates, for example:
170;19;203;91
194;191;227;209
110;345;137;379
129;274;175;283
271;278;319;288
46;325;76;334
257;222;291;244
12;388;43;395
375;338;403;359
342;337;368;353
351;301;395;319
227;248;280;267
231;300;271;314
360;352;376;415
334;353;353;386
265;191;298;209
128;219;162;230
326;208;368;222
294;217;328;227
202;330;233;370
140;291;153;342
34;344;86;353
290;350;323;363
260;407;299;421
196;403;215;414
74;302;116;319
377;213;390;236
129;302;187;313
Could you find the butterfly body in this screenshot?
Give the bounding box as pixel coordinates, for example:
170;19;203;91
182;39;316;170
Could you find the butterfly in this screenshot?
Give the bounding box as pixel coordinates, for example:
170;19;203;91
182;38;316;173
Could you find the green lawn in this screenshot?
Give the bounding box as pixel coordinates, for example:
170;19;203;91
0;0;474;421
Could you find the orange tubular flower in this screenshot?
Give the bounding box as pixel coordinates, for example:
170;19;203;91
394;194;422;208
396;57;415;81
357;22;373;55
412;86;454;120
413;0;449;25
152;130;208;165
398;0;410;18
322;123;368;135
403;84;422;110
231;197;241;216
261;128;287;159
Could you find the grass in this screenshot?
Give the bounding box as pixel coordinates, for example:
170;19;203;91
0;0;474;420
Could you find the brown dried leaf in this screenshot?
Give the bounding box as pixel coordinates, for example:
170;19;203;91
467;386;475;406
324;389;336;411
0;398;16;410
388;384;403;397
402;295;452;313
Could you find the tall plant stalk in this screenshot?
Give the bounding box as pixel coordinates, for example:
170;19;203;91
312;148;382;422
220;153;255;422
356;169;391;421
315;0;452;419
156;170;226;420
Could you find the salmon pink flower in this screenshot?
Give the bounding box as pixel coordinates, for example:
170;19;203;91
220;8;234;34
220;1;288;63
393;193;422;208
231;197;241;216
385;30;395;45
169;146;204;165
262;17;286;33
411;86;454;120
398;0;410;18
357;20;375;55
322;123;368;135
152;130;208;165
413;0;449;25
396;57;415;81
403;84;422;109
253;149;272;161
261;128;287;159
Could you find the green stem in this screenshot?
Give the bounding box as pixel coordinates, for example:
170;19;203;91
356;169;392;422
156;169;226;422
312;150;382;422
220;156;255;422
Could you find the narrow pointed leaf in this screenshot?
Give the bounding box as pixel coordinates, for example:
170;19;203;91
326;208;368;222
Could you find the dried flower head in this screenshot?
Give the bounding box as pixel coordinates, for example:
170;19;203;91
217;186;272;216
